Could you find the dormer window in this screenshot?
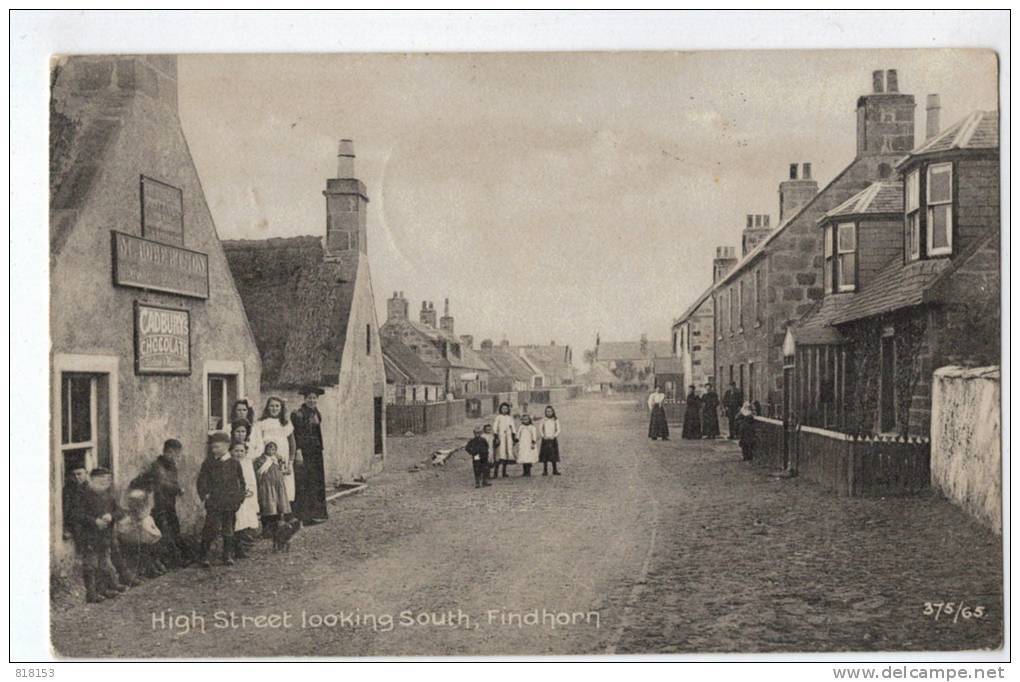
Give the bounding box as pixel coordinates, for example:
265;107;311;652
906;170;920;260
926;163;953;256
823;222;857;293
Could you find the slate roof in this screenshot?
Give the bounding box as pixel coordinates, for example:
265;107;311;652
596;341;673;361
905;111;999;159
652;357;684;374
821;182;903;221
830;256;953;325
382;338;443;385
675;286;714;326
224;236;356;388
791;294;856;345
401;320;489;371
512;345;575;383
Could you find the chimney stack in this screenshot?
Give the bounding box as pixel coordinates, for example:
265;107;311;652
713;245;738;283
387;290;409;322
926;94;941;140
856;68;915;157
778;163;819;222
420;300;437;328
872;70;885;93
460;335;474;349
741;213;773;256
323;138;369;264
480;339;493;352
439;297;455;335
886;69;899;93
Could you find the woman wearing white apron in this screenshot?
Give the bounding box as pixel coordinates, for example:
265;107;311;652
255;397;297;505
491;402;517;479
229;419;262;553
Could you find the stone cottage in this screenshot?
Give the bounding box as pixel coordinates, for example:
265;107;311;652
49;55;262;571
224;140;387;484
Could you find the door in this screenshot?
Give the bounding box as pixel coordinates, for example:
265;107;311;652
879;336;896;432
373;397;384;455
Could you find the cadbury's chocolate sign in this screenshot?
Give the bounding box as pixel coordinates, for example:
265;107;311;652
134;303;191;375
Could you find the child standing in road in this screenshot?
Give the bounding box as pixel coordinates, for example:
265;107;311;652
516;414;540;477
465;425;492;488
492;402;517;479
253;440;291;536
539;405;562;476
196;432;246;568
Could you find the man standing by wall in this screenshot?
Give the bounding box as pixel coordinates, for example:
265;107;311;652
723;381;744;440
292;387;328;525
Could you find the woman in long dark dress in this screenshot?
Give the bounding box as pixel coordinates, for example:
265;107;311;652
701;383;721;438
647;387;670;440
681;385;702;439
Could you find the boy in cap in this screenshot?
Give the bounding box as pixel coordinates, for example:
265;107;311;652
79;467;139;602
196;431;247;568
464;425;492;488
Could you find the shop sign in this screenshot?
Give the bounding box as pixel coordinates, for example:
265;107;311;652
112;231;209;299
134;302;191;375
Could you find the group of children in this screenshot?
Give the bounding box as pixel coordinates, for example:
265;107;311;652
62;396;310;604
465;403;563;488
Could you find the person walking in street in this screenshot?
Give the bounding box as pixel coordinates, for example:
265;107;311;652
539;405;562;476
253;440;291;537
196;431;247;568
255;397;297;505
723;381;745;440
681;385;702;440
734;401;757;461
516;414;540;477
701;383;721;438
492;402;517;479
465;425;492;488
291;386;328;525
647;385;670;441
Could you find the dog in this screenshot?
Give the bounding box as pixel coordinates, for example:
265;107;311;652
272;518;301;553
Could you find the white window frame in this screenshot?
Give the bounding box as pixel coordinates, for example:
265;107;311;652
52;354;119;555
202;360;247;434
736;281;744;331
823;225;834;294
906;169;921;261
926;162;953;257
836;222;857;292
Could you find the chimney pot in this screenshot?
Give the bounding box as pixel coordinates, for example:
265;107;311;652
886;69;899;93
789;163;798;180
802;162;812;180
926;94;941;140
872;70;885;93
746;214;753;228
337;139;355;178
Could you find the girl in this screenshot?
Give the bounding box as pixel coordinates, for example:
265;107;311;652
231;399;254;426
516;414;539;477
253;441;291;535
735;401;757;462
230;420;261;552
255;397;297;504
226;441;256;558
539;405;562;476
491;402;517;479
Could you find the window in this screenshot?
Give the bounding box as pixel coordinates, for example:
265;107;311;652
836;223;857;291
739;363;746;392
207;374;238;431
754;267;764;323
737;281;744;330
823;226;834;294
366;324;372;355
60;374;98;475
905;169;921;260
748;362;756;401
729;288;737;334
927;163;953;256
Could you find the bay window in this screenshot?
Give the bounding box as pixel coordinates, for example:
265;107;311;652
927;163;953;256
836;223;857;291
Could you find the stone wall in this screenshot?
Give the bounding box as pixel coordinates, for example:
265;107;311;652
930;366;1001;533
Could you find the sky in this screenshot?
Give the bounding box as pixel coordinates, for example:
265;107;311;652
177;49;997;366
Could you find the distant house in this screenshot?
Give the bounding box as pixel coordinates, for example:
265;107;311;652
224;140;387;484
507;342;576;387
790;107;1000;436
652;357;684;399
478;340;543;392
593;335;672;390
380;294;490;397
383;337;445;404
582;364;619;393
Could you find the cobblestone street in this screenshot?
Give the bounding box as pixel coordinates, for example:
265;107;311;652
51;397;1002;657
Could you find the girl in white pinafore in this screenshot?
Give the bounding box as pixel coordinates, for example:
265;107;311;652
255;397;297;504
491;402;517;479
516;413;540;477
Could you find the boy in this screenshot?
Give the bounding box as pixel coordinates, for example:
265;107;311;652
132;438;189;568
196;431;246;568
465;425;492;488
62;463;89;542
79;467;138;602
